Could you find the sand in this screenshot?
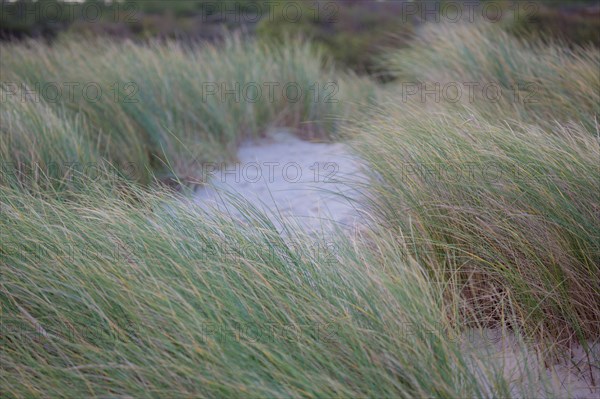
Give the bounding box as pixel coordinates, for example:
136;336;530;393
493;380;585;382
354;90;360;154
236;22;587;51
464;329;599;398
194;129;366;233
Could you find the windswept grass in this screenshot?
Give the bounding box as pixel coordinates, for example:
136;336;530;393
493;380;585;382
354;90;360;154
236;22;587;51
0;85;147;190
352;21;600;344
352;103;600;342
0;180;568;398
382;22;600;130
1;17;598;399
0;36;375;185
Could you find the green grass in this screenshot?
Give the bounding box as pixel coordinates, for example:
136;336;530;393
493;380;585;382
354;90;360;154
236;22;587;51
0;180;565;398
0;86;103;189
351;103;599;342
381;21;600;131
1;19;598;398
351;21;600;344
1;35;375;186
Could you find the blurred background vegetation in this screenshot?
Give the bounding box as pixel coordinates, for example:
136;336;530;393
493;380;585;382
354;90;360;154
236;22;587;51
1;0;599;77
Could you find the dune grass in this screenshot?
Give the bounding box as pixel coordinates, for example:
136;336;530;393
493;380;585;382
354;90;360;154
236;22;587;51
1;87;93;184
0;35;375;186
0;180;568;398
351;21;600;345
351;103;599;342
1;19;599;399
382;22;600;131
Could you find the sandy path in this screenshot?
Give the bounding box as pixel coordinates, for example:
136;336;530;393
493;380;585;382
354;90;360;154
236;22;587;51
194;129;365;233
193;130;599;398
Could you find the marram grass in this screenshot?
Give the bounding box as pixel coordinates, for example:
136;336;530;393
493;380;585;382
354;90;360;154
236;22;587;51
381;21;600;131
353;21;600;345
0;180;566;398
351;102;600;343
1;19;598;399
0;35;375;185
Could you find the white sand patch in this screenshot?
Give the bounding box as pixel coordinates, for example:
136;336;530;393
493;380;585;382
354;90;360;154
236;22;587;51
464;329;599;398
194;129;366;233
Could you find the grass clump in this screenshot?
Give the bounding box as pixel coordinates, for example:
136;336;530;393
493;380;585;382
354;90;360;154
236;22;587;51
0;35;375;185
382;22;600;130
0;180;555;398
0;84;148;189
352;104;600;342
2;14;598;399
352;21;600;344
